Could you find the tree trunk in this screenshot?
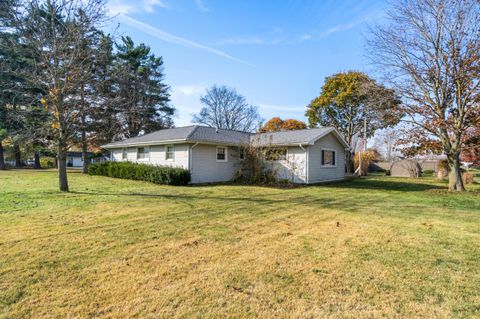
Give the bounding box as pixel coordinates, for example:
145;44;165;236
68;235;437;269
345;151;354;174
58;139;69;192
81;115;89;174
14;144;22;168
447;153;466;192
0;140;5;170
34;151;41;169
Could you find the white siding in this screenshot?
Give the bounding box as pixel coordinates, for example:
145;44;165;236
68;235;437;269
265;146;307;183
72;156;83;167
190;144;241;183
308;133;346;183
109;144;189;169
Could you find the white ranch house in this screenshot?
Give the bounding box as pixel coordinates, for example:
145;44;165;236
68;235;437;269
102;125;349;184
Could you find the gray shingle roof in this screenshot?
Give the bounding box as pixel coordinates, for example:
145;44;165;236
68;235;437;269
251;127;334;146
189;126;251;145
101;126;198;148
101;125;252;148
101;125;347;149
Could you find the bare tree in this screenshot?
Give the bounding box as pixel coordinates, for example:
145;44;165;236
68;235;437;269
367;0;480;191
373;127;400;162
192;85;262;132
9;0;107;191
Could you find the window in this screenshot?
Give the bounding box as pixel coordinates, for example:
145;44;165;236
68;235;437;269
265;148;287;161
122;148;127;160
166;145;174;161
321;149;336;166
137;147;149;160
238;148;245;160
216;146;227;162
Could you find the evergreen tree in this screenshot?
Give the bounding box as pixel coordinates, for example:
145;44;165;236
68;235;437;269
112;36;174;138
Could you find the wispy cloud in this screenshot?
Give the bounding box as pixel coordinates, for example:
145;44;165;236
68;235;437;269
193;0;209;12
173;84;206;96
218;36;267;46
171;84;206;125
117;14;252;66
107;0;169;15
319;20;363;37
300;33;312;41
318;12;382;38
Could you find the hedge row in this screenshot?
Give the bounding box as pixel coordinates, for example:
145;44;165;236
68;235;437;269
88;162;191;185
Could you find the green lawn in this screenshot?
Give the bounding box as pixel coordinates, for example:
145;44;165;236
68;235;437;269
1;170;479;319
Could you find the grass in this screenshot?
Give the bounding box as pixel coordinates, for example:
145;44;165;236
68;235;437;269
0;170;479;319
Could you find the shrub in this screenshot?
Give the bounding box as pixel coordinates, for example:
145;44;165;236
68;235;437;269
354;149;378;176
462;172;475;184
88;162;191;185
385;170;391;176
40;157;56;169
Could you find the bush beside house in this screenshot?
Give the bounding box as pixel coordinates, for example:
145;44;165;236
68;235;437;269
88;162;191;185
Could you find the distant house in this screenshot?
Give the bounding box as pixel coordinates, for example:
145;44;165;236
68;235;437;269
66;152;94;167
101;125;349;184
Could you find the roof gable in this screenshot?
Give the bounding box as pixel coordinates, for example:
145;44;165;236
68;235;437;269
251;127;349;148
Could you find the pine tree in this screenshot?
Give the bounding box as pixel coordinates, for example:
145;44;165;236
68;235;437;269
112;36;174;138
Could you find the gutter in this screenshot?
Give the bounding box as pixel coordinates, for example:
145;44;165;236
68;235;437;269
102;139;188;149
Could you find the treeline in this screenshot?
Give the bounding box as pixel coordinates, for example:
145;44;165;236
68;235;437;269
0;0;175;190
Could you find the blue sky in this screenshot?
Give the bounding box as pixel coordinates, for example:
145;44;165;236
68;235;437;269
106;0;387;127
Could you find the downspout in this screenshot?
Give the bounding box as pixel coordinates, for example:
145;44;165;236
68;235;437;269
299;144;308;184
189;142;199;182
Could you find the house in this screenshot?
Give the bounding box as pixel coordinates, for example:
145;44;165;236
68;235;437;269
101;125;349;184
66;152;94;167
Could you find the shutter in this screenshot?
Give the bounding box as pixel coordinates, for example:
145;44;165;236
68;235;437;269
332;151;336;166
321;150;325;165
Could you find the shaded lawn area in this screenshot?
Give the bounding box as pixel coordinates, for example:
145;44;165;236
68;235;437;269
0;170;479;318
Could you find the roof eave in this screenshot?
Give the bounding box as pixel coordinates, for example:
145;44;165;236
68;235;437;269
101;139;188;149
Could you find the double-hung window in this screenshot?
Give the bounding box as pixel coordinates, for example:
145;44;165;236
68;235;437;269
216;146;227;162
137;147;149;160
238;148;245;160
122;148;127;160
166;145;174;161
321;149;336;167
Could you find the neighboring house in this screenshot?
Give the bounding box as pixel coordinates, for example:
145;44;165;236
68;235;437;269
66;152;94;167
101;125;349;184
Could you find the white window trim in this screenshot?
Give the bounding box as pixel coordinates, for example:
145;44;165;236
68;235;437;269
321;148;336;168
137;146;150;162
216;146;228;162
165;144;175;161
122;148;128;161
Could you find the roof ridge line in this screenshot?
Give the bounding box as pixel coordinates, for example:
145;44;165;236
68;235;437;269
254;126;328;135
185;125;200;140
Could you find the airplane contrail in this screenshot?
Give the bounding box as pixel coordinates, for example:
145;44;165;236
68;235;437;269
118;14;252;66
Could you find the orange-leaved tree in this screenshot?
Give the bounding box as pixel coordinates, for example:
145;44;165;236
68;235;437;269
260;117;307;133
